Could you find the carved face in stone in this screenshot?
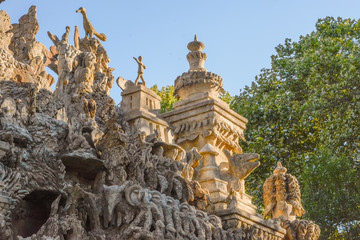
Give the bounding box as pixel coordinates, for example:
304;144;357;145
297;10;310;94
208;215;222;228
1;98;17;118
307;224;315;237
149;190;164;206
0;11;13;48
165;196;179;211
179;202;195;216
195;210;208;221
125;185;145;206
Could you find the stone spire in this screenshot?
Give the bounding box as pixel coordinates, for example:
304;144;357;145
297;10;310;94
174;35;224;99
186;34;207;71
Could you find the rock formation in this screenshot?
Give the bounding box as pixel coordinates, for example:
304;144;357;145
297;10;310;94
0;7;54;89
0;5;320;240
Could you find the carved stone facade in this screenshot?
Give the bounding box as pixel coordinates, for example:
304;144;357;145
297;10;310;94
120;84;173;144
0;6;320;240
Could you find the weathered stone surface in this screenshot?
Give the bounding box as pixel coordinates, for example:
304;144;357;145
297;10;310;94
0;6;54;90
163;37;261;218
172;35;224;101
0;6;320;240
61;150;104;180
263;162;320;240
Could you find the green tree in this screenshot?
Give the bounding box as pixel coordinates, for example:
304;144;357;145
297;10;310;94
220;91;236;108
151;85;179;113
233;17;360;239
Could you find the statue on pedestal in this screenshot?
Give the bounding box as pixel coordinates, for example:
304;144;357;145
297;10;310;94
133;56;146;86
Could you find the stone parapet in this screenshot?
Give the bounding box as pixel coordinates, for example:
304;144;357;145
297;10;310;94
121;84;161;113
213;208;286;240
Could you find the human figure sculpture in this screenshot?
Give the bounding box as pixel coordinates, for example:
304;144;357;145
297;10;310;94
133;56;146;85
76;7;107;41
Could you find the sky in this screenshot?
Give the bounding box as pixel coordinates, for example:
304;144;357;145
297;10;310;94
2;0;360;104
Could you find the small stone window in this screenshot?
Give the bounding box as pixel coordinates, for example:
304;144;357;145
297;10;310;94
164;128;168;143
149;122;153;134
156;125;161;138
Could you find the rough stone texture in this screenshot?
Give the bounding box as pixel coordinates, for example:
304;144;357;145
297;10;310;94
0;6;320;240
7;6;55;89
263;162;320;240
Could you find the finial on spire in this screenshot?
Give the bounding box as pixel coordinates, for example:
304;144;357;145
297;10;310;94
187;34;205;52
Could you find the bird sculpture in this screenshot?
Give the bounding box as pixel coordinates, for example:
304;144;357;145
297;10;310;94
76;7;107;41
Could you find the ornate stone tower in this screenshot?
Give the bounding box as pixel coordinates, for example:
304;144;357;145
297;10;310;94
163;35;253;211
163;36;285;238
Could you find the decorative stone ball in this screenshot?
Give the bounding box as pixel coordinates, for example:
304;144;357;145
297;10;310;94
187;37;205;52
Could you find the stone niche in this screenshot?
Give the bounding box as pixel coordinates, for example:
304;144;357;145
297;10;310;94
11;190;62;238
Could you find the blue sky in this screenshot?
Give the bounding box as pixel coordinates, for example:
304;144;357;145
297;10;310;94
2;0;360;104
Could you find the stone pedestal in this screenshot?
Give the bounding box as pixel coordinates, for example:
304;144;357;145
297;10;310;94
162;36;286;237
162;37;257;215
121;84;173;143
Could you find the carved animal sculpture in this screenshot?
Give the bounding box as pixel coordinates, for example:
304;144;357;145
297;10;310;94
76;7;107;41
224;150;260;181
263;162;306;220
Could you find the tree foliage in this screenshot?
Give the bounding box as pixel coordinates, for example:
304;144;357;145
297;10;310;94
233;17;360;239
151;85;179;113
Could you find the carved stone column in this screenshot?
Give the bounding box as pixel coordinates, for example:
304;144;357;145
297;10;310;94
198;143;228;209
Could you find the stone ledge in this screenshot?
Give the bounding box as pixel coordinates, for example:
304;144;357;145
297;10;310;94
212;208;286;237
123;108;170;127
163;96;247;129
